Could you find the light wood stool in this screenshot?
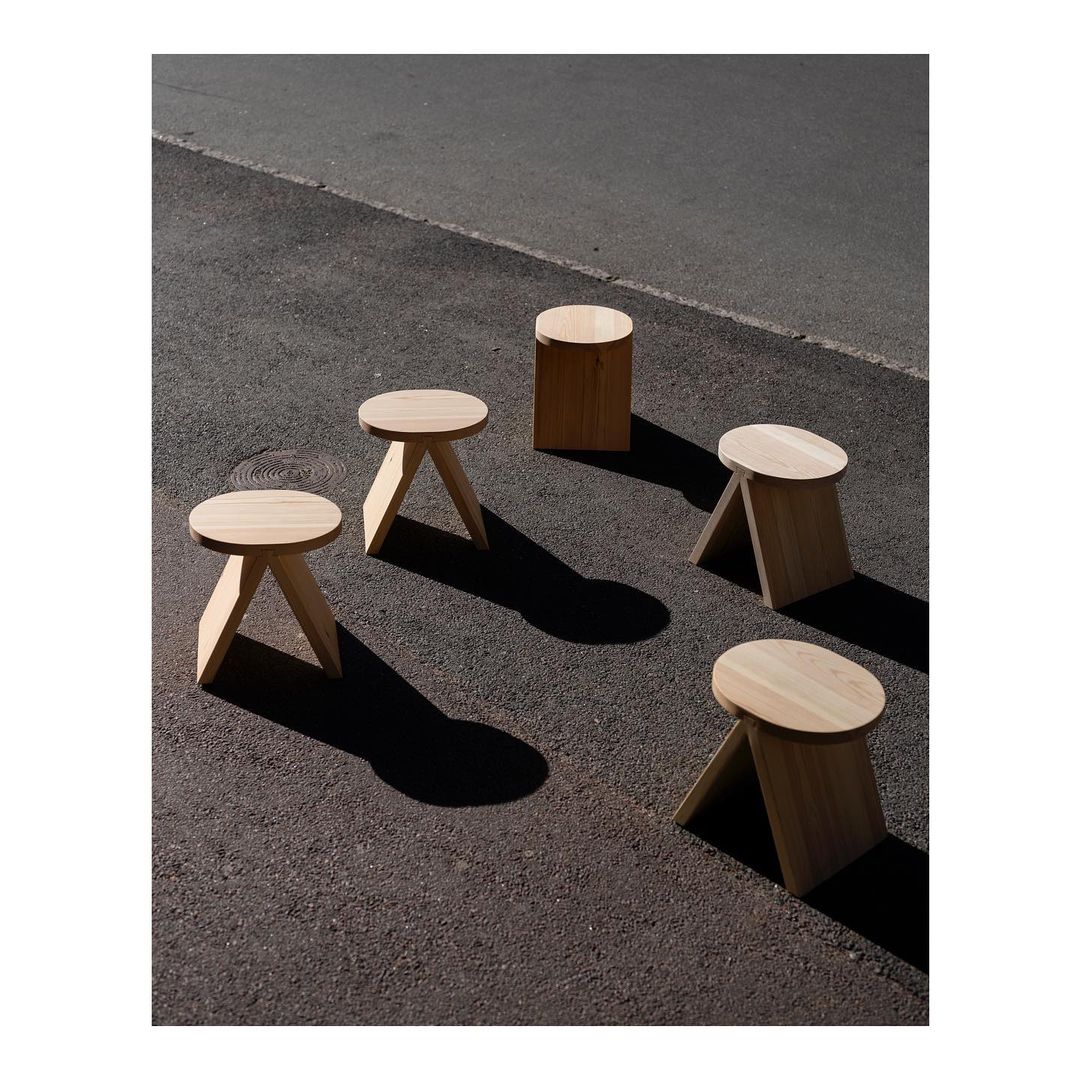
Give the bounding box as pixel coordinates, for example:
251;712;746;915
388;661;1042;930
533;304;633;451
689;424;854;609
188;490;343;684
357;388;490;555
675;640;887;897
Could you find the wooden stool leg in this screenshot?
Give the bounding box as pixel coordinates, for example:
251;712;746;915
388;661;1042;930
363;440;426;555
742;477;854;609
689;473;750;566
533;340;632;451
428;439;490;550
197;553;268;685
269;554;342;678
747;726;886;897
674;720;754;825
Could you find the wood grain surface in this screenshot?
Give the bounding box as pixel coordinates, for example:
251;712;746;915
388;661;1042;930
534;304;633;349
741;477;853;608
358;389;489;441
362;440;428;555
189;491;342;556
718;424;848;485
748;723;887;896
533;306;633;451
711;640;885;743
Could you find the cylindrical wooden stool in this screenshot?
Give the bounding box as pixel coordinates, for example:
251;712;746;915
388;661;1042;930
188;490;343;684
675;640;887;897
533;304;633;451
689;424;854;608
358;388;490;555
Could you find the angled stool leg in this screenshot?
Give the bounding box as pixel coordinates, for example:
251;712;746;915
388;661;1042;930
197;553;268;685
747;725;886;897
363;440;426;555
428;439;490;550
269;554;342;678
689;473;750;566
674;720;754;825
742;478;853;609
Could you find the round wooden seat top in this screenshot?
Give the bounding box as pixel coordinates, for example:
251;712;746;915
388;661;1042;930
358;389;489;441
712;640;885;744
535;305;633;349
718;424;848;485
189;490;342;555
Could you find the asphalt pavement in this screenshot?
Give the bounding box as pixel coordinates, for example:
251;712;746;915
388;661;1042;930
152;137;928;1025
152;55;928;375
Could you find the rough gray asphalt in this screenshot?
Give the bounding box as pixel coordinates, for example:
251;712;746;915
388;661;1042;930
152;139;928;1024
152;54;929;374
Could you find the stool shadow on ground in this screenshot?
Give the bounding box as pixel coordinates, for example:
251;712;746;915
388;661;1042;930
782;575;929;674
378;512;671;644
206;629;549;807
541;413;727;511
684;769;929;973
703;545;929;674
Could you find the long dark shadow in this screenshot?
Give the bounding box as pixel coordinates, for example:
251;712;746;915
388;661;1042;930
781;575;929;674
684;774;929;973
206;628;549;807
697;550;930;674
541;413;727;511
378;512;671;645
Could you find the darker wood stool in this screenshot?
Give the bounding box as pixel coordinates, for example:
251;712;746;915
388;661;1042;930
533;304;633;451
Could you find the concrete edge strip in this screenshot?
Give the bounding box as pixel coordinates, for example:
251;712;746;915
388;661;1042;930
152;130;928;382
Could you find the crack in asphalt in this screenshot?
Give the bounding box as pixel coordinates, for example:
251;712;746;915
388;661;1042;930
153;81;244;103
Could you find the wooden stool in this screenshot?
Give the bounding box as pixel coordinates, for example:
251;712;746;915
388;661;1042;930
689;424;854;609
533;304;633;451
675;640;887;897
188;490;343;684
357;388;490;555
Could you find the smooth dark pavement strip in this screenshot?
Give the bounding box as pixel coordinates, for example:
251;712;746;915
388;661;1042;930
152;54;929;375
152;140;928;1025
